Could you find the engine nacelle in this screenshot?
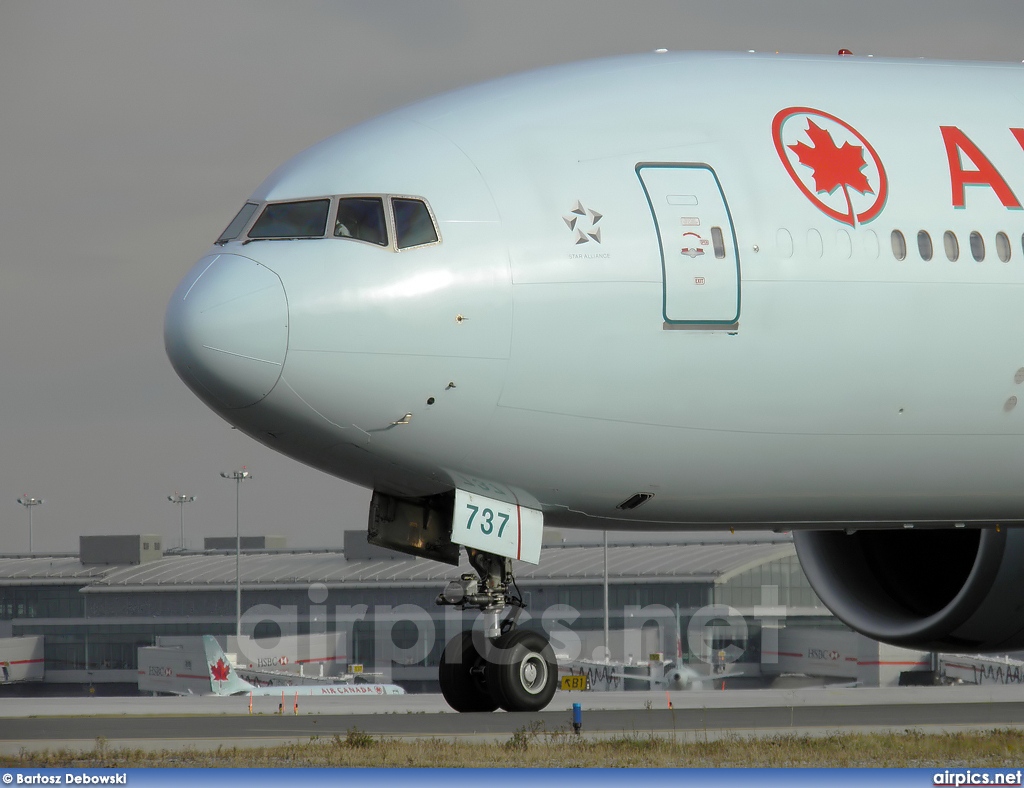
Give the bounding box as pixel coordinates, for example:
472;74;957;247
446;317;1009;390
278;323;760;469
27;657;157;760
793;527;1024;651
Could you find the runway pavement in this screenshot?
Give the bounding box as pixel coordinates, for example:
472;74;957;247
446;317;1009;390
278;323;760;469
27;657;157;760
2;687;1023;753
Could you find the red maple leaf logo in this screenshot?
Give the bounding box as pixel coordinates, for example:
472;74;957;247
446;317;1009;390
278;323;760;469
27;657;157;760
788;120;873;226
789;120;873;196
773;108;888;227
210;658;230;682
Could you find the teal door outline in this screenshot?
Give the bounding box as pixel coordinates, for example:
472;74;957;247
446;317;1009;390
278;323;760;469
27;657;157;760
637;163;741;328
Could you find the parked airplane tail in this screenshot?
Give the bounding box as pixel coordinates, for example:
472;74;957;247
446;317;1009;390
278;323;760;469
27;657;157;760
202;636;258;696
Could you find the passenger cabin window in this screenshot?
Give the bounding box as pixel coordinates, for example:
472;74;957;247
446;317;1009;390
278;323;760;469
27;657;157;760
392;198;438;249
335;197;388;246
776;228;794;258
944;231;959;262
917;231;932;261
807;229;823;258
996;232;1011;262
836;229;852;259
216;202;259;244
248;199;330;239
891;230;906;261
863;230;879;259
969;231;985;262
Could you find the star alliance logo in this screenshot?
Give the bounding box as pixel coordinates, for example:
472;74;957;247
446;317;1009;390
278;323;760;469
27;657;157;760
563;200;603;244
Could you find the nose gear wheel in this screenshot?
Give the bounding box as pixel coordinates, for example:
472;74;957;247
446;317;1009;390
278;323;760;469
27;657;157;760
485;629;557;712
436;546;557;712
438;631;499;713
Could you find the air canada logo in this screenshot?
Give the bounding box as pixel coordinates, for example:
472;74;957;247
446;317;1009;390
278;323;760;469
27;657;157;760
773;107;888;227
563;200;603;244
210;658;231;682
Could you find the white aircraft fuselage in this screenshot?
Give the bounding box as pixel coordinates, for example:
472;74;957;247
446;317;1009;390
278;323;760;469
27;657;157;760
166;52;1024;532
167;52;1024;672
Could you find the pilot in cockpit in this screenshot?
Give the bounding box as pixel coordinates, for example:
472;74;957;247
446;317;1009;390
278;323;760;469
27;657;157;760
335;197;387;246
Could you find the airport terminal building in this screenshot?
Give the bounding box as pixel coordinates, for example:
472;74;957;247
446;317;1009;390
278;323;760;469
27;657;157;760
0;531;849;693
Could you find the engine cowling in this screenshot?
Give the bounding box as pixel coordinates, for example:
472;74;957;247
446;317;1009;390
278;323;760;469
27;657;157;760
793;527;1024;651
664;666;693;691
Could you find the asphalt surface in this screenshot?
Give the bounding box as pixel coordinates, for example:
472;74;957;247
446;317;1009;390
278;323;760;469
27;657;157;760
2;687;1023;752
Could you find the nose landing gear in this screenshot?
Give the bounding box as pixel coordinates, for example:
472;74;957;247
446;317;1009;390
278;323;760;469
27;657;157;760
436;547;557;712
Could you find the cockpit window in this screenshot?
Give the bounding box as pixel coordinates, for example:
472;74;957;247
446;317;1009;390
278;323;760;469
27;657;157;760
248;199;330;239
392;198;439;249
335;197;388;246
216;202;259;244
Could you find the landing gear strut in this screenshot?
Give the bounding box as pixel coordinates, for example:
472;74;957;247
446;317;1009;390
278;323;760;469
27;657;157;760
436;548;557;712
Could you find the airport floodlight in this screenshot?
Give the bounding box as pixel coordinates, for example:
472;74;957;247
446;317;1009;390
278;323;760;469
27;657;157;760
16;496;43;553
220;469;252;637
167;493;196;550
603;531;609;659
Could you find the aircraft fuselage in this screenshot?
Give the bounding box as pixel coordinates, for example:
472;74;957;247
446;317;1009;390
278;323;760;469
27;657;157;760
165;52;1024;531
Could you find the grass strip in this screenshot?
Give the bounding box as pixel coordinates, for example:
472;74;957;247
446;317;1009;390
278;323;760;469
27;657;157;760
4;726;1024;768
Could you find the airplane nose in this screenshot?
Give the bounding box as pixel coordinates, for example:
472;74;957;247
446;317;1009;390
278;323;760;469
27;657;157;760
164;253;288;410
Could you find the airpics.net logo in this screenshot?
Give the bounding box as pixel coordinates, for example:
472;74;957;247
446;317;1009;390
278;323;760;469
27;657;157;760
933;770;1023;786
773;106;888;227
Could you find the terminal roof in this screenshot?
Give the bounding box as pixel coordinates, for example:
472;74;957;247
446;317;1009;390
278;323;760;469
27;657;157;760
0;536;795;592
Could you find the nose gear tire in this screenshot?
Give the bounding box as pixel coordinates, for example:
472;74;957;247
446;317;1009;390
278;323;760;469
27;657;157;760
485;629;558;712
439;631;500;712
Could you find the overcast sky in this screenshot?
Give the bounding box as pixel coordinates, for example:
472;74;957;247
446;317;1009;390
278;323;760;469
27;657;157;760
0;1;1021;553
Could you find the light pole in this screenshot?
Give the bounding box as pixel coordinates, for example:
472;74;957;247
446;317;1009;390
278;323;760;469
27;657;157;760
167;493;195;550
220;469;251;637
603;531;609;661
16;497;43;553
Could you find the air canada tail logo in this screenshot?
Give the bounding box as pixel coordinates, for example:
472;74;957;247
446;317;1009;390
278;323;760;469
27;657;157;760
210;658;231;682
773;107;888;227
